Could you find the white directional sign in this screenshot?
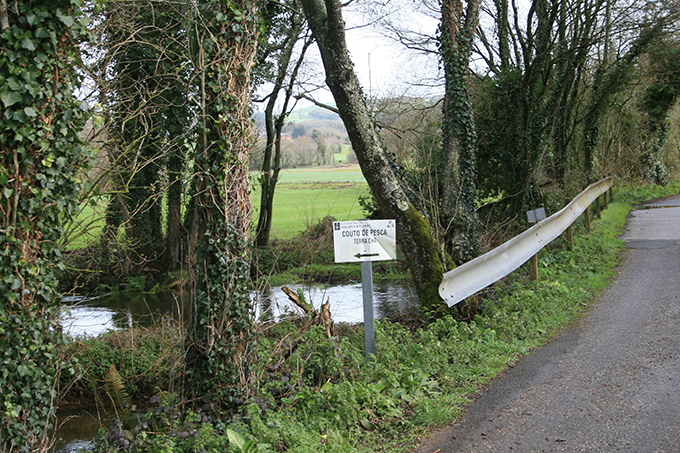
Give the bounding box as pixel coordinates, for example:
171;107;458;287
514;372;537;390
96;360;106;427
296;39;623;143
333;219;397;263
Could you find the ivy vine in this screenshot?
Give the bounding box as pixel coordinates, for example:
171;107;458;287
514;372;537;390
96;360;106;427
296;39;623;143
186;0;260;406
0;0;90;449
437;4;480;265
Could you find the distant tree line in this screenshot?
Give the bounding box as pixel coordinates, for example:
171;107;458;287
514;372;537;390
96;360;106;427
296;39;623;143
250;121;354;170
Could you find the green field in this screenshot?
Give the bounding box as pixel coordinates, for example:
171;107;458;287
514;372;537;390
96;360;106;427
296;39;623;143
265;165;365;184
62;198;107;249
65;166;370;247
252;166;370;239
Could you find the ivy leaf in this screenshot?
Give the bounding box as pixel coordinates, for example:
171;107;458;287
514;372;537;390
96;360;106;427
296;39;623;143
21;37;37;51
59;15;75;27
8;78;21;91
1;90;22;108
24;107;37;117
10;276;21;291
17;364;32;378
13;110;27;122
35;28;51;39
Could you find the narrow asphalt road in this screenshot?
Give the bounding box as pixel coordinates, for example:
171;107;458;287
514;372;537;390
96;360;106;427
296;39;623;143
418;195;680;453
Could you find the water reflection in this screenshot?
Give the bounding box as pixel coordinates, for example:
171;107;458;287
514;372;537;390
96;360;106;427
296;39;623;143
61;282;418;337
254;282;419;324
61;292;190;337
50;408;103;453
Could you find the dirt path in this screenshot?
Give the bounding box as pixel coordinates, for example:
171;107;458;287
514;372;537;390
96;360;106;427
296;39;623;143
418;195;680;453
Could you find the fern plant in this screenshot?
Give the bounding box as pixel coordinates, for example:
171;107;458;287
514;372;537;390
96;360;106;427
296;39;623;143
105;363;131;411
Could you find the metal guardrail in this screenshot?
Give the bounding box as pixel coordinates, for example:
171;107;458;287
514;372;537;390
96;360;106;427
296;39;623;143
439;177;615;306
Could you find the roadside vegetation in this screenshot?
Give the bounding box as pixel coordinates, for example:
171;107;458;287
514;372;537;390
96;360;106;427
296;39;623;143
56;181;679;452
3;0;680;450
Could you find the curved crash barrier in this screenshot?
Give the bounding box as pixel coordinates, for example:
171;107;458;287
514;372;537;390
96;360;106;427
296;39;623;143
439;177;615;306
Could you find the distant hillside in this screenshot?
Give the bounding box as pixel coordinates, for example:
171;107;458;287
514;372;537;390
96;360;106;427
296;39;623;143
250;104;354;169
286;105;341;123
253;105;344;131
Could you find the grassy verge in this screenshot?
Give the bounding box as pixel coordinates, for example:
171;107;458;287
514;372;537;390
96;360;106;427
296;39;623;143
82;181;672;452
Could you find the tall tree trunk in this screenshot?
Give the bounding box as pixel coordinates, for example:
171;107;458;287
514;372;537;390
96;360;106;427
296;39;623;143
494;0;510;69
186;0;258;404
439;0;482;264
166;151;183;270
0;0;89;447
510;0;556;218
103;0;192;276
300;0;451;312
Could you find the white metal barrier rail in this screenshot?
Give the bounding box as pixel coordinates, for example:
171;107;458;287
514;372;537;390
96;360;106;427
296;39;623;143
439;177;615;306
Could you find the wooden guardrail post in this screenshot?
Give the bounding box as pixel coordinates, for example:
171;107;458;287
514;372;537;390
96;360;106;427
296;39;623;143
566;225;573;248
530;254;539;283
584;206;591;231
603;191;608;209
609;186;613;202
596;196;601;218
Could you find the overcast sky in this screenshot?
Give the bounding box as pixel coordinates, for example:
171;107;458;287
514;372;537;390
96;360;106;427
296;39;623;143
288;2;442;109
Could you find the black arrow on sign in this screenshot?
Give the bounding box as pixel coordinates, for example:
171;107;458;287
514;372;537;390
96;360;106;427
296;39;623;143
354;253;380;258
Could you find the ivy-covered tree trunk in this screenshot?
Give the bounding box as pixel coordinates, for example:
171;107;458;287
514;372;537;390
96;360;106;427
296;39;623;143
300;0;451;313
0;0;89;449
547;0;598;186
186;0;259;404
498;0;556;219
166;146;185;270
439;0;481;265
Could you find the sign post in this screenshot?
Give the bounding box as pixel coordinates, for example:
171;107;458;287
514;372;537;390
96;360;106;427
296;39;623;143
361;260;375;356
333;219;396;357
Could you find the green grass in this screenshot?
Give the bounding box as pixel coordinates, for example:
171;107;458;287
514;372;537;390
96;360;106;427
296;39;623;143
273;165;365;183
615;179;680;204
65;168;370;249
61;198;107;250
251;180;371;239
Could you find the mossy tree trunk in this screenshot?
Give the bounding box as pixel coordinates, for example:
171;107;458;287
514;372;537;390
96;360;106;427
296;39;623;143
300;0;452;313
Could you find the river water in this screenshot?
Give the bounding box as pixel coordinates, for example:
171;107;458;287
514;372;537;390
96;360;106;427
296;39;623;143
53;280;418;452
61;282;418;336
